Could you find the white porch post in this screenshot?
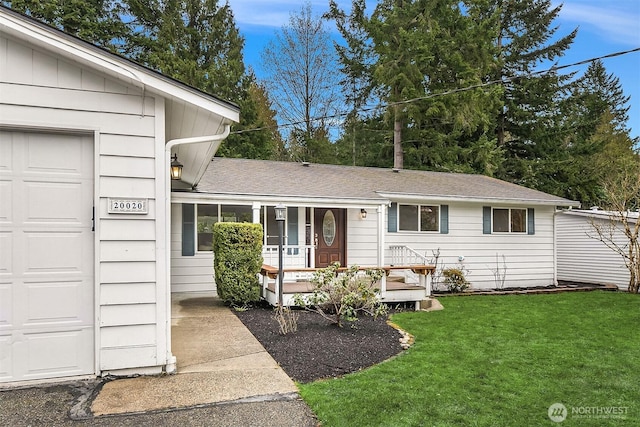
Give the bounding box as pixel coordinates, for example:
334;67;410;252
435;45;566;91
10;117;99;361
378;204;387;298
252;202;261;224
310;207;315;268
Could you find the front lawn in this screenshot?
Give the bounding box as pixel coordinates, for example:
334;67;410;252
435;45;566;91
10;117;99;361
298;292;639;426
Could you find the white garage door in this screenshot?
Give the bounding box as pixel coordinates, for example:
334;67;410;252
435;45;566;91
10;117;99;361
0;130;94;383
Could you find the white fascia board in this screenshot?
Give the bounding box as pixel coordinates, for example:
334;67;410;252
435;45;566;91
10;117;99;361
376;191;580;207
171;192;386;209
559;209;638;223
0;11;239;122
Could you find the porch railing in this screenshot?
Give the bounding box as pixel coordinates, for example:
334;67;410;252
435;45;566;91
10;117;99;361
390;245;430;266
262;245;314;269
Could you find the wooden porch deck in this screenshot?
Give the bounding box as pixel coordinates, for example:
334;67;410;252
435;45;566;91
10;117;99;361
264;277;425;294
259;264;435;309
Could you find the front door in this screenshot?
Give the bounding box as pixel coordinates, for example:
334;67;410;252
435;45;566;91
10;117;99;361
314;208;346;268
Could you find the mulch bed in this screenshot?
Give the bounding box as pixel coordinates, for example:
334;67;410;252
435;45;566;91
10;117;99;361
234;305;406;383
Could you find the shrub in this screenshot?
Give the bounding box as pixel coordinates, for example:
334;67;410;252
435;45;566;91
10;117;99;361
213;222;263;307
293;262;388;327
442;267;470;292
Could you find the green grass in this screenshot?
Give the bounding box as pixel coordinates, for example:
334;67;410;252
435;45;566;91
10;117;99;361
298;292;640;427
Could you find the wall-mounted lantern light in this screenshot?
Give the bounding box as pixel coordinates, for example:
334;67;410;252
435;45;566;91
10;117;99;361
360;208;368;219
170;154;183;180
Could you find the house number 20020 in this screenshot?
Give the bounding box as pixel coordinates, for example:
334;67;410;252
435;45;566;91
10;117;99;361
107;198;148;214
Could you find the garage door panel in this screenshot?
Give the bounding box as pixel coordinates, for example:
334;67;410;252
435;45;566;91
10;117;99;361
22;328;93;380
0;181;11;222
0;134;12;172
0;231;12;275
24;281;92;325
23;231;84;273
24;133;86;177
0;285;11;327
0;335;12;381
24;181;85;224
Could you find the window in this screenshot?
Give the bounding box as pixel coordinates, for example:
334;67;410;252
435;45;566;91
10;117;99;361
399;204;440;232
220;204;252;223
194;204;252;252
197;204;219;251
492;208;527;233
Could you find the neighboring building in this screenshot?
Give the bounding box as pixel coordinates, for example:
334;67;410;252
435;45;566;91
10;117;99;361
0;6;239;385
557;209;635;290
171;158;579;304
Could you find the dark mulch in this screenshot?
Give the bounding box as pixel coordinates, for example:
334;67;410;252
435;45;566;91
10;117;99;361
234;305;405;383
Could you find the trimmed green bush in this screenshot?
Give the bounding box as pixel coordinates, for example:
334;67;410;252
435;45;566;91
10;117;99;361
213;222;263;307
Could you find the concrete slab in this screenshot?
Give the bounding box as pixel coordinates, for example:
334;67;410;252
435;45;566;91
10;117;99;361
92;293;299;416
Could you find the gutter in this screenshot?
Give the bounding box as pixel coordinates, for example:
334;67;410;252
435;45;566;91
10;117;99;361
163;124;231;373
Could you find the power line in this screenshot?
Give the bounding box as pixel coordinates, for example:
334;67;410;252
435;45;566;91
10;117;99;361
231;47;640;136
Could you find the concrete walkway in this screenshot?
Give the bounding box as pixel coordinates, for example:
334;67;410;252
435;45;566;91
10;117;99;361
91;294;304;418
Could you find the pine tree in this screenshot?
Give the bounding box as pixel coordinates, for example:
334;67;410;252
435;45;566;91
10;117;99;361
124;0;275;159
566;60;634;143
4;0;128;52
464;0;577;189
331;0;500;172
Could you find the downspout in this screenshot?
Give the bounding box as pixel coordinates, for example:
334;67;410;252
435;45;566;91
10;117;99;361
163;124;231;373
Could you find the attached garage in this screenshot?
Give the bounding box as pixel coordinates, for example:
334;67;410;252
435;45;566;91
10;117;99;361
0;6;239;385
0;131;94;383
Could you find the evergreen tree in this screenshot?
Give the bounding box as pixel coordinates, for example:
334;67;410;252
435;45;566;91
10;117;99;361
124;0;276;159
3;0;128;52
466;0;578;188
326;0;376;165
330;0;501;172
566;60;634;143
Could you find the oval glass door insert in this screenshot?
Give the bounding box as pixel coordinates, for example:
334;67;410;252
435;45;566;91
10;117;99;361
322;210;336;246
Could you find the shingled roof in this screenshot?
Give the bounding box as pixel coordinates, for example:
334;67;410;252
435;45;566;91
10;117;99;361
196;158;578;206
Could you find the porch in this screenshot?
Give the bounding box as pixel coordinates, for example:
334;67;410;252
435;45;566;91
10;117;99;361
259;262;436;310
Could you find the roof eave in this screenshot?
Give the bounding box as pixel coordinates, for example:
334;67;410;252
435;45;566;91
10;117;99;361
0;7;240;122
376;192;580;207
171;191;387;208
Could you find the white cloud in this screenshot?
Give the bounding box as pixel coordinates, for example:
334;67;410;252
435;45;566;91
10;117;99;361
559;1;640;46
227;0;332;28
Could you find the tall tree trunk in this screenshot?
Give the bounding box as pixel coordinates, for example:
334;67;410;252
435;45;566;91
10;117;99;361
393;106;403;169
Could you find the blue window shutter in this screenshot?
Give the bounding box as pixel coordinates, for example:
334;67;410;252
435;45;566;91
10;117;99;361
440;205;449;234
527;208;535;235
182;204;195;256
388;203;398;232
483;206;492;234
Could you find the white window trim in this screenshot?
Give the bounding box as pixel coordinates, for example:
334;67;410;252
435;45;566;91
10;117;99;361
492;207;527;234
397;203;440;233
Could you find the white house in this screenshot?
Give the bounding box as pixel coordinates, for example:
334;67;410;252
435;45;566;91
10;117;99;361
171;158;579;305
0;7;239;385
557;209;635;290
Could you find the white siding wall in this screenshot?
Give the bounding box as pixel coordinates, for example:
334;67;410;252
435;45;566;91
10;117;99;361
385;202;557;289
0;36;166;374
346;208;379;266
170;203;216;293
556;212;630;289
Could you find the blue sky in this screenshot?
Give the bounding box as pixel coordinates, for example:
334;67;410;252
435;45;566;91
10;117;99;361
227;0;640;140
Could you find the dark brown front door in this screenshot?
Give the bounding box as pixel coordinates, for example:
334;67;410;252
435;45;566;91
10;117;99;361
314;208;346;268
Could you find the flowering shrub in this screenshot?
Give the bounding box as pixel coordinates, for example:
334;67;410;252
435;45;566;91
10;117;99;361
294;262;387;327
442;267;470;292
